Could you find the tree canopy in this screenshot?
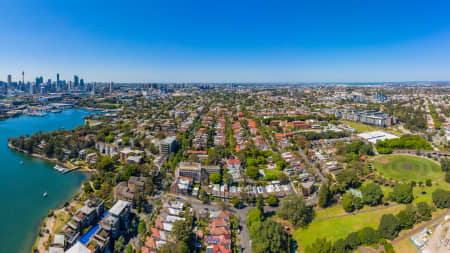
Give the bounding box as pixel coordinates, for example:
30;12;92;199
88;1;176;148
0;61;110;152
378;214;401;240
391;184;413;204
362;183;384;206
276;194;314;228
249;220;289;253
432;189;450;208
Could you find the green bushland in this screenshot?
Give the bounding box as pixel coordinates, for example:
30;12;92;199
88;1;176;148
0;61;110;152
375;135;432;154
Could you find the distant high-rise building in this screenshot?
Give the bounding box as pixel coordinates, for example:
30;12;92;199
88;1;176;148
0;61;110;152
91;83;95;96
56;73;61;91
74;75;79;88
80;78;85;90
109;82;113;93
7;74;12;86
22;71;24;85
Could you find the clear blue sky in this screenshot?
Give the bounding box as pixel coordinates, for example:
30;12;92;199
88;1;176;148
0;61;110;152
1;0;450;83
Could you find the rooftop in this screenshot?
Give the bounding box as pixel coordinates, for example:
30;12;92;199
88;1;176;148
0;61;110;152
110;200;130;216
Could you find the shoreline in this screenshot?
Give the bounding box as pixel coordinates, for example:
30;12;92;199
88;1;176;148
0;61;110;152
8;143;95;173
7;143;92;253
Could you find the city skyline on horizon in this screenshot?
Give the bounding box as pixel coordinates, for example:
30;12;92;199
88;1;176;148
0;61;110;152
2;1;450;83
4;70;450;85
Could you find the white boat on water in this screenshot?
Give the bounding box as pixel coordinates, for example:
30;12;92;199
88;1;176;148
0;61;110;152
20;161;24;165
43;192;48;197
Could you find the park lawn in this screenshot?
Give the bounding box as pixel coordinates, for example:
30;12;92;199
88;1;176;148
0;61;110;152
315;205;346;219
53;211;71;234
293;204;405;251
263;169;281;180
412;183;450;203
359;179;450;204
373;155;443;183
315;203;390;220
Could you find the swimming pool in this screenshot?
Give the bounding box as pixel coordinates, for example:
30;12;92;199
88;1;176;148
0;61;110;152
78;209;109;244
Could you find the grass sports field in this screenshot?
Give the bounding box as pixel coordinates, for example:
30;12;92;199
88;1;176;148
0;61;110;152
373;155;443;182
293;204;404;250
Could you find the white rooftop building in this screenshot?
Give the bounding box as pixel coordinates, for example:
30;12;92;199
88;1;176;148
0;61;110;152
357;131;399;144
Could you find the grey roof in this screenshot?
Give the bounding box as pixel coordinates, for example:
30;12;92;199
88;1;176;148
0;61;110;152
49;248;64;253
53;234;65;246
64;242;91;253
80;205;95;215
161;136;177;144
110;200;130;216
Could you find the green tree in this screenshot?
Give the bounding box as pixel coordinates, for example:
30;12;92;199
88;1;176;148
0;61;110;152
125;244;133;253
333;238;349;253
138;220;146;234
96;155;114;171
249;220;289;253
277;194;314;227
336;169;360;189
357;227;378;245
342;193;355;213
199;188;209;203
432;189;450;208
378;214;401;240
105;134;114;143
305;238;333;253
416;202;432;221
223;171;232;185
392;184;413;204
209;172;222;184
354;197;363;210
230;196;241;208
266;194;278;207
171;219;193;244
346;231;361;249
83;183;93;193
397;206;416;229
440;159;449;172
256;194;264;213
396;208;415;229
247;208;263;228
362;183;384;206
384;242;396;253
425;179;432;187
318;182;331;208
93;179;101;190
446;171;450;183
246;166;259;179
114;236;125;253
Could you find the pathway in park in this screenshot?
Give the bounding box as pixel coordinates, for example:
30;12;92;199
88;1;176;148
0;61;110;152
314;204;402;221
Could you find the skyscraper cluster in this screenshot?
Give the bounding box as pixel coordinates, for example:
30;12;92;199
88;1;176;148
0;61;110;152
0;73;96;96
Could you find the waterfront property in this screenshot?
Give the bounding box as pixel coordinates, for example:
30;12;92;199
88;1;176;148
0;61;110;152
62;199;105;247
0;109;90;253
64;200;131;253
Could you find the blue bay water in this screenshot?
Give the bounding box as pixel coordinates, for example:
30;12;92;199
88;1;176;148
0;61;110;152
0;109;90;253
